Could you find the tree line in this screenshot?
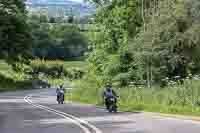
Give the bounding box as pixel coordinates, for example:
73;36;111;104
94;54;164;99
29;13;94;24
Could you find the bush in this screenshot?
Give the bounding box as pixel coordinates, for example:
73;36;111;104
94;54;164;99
113;72;131;86
30;62;85;80
0;73;32;92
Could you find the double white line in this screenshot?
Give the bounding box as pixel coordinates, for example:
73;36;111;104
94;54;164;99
24;95;102;133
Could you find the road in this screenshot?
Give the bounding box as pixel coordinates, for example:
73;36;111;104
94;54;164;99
0;88;200;133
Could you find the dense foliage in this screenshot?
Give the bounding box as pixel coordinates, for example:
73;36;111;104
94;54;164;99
132;0;200;86
29;17;89;60
0;0;32;65
86;0;200;87
68;0;200;115
30;62;85;80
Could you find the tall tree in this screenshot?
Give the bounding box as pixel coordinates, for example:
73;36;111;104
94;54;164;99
87;0;143;86
132;0;200;83
0;0;32;65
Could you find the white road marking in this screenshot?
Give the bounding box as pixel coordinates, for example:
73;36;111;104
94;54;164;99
24;96;91;133
24;95;102;133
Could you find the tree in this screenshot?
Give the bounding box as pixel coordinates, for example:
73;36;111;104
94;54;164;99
86;0;200;87
40;14;48;23
86;0;143;86
29;14;40;23
31;21;88;60
68;16;74;24
0;0;32;65
49;17;56;23
132;0;200;83
61;27;88;58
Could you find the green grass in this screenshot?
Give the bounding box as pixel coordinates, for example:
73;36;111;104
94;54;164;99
63;61;88;70
32;59;87;70
65;78;200;116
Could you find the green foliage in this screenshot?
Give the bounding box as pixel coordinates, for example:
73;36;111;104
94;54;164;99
29;60;86;80
0;73;32;92
0;60;32;91
29;21;89;60
86;0;143;87
39;14;48;23
86;0;200;87
67;0;200;116
130;0;200;84
0;0;32;65
68;16;74;24
49;17;56;23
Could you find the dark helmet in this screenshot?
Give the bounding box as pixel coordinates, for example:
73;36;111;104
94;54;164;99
106;83;112;87
105;83;112;90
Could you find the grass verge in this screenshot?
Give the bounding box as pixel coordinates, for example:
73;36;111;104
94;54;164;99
65;79;200;116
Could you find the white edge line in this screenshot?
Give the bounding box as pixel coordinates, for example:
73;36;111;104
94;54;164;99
24;95;102;133
24;96;91;133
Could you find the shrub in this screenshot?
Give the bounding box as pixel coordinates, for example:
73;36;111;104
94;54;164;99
113;72;131;86
30;62;85;80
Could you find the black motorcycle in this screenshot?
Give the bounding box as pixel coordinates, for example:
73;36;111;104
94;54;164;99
57;94;64;104
106;97;118;113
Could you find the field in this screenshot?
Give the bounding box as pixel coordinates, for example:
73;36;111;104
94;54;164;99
31;59;87;69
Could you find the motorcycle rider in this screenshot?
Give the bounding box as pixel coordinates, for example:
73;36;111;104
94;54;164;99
103;84;118;110
59;85;65;103
59;85;65;94
56;85;65;103
56;86;60;101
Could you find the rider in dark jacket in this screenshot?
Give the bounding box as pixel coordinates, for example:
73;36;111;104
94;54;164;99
56;85;65;102
103;84;117;109
56;87;60;101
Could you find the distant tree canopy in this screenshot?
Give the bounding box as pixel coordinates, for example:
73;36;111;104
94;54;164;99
29;18;89;60
40;14;48;23
0;0;32;64
49;17;56;23
68;16;74;24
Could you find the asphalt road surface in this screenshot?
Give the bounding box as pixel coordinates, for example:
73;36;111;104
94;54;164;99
1;88;200;133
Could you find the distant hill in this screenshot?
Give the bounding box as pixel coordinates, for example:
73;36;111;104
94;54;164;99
26;0;81;5
26;0;95;17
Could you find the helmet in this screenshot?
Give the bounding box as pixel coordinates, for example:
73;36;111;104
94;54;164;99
105;83;112;89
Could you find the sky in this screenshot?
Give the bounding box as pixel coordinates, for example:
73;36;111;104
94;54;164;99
71;0;84;2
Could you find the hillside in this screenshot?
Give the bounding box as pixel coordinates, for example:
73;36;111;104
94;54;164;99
26;0;82;5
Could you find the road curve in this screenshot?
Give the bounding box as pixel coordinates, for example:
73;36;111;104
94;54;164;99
1;88;200;133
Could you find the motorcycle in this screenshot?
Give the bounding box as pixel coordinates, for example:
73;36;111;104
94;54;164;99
57;93;64;104
106;97;118;113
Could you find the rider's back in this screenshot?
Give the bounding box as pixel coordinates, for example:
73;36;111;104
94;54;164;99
104;88;115;98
